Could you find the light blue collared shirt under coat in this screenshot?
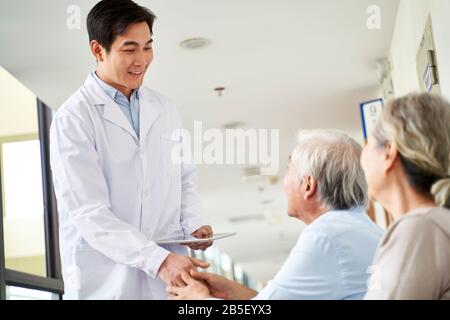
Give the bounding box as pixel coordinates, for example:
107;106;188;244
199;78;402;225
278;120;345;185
255;208;384;300
91;71;140;138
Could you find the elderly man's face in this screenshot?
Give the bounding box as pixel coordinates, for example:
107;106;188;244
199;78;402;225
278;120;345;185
360;134;386;202
283;160;303;218
283;157;322;224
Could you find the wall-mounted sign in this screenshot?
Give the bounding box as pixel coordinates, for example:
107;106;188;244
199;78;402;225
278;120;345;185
423;63;434;92
360;99;384;140
417;15;441;94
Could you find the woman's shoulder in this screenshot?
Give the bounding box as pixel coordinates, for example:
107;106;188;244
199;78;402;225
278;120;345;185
383;207;450;246
423;207;450;236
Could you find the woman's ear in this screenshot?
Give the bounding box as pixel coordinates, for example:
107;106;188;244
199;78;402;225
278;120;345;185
384;141;399;172
90;40;104;62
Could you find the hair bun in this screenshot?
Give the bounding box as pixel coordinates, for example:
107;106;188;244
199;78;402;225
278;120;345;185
431;177;450;208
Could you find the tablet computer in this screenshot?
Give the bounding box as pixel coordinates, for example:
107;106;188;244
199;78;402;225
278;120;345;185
155;232;237;245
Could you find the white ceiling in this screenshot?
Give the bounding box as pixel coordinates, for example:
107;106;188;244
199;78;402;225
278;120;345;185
0;0;400;283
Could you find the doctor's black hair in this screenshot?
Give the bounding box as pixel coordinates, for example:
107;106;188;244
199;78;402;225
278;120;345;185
87;0;156;52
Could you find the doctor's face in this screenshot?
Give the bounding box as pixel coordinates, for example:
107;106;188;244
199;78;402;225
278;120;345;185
96;21;153;95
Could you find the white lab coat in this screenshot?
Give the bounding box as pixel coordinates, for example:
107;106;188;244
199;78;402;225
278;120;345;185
50;74;207;299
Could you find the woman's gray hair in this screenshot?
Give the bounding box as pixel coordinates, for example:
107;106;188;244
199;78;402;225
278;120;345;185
372;92;450;208
291;130;368;210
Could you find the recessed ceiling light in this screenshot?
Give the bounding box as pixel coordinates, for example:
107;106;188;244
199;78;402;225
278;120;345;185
180;38;210;50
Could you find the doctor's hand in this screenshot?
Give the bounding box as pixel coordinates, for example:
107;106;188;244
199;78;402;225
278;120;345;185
185;225;213;251
190;269;258;300
167;271;212;300
158;253;209;287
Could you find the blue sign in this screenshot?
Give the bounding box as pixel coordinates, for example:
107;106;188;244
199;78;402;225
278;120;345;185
360;99;384;140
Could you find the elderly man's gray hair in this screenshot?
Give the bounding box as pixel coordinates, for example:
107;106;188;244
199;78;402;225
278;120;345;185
291;130;368;210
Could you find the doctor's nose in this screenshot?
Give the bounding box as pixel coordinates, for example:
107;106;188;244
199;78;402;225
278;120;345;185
134;50;148;67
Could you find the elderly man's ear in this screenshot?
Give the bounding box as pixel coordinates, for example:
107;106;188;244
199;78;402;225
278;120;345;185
302;176;318;200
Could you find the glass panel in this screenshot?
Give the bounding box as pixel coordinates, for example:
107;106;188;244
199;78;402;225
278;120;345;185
191;245;261;287
233;263;244;283
6;286;58;300
220;252;233;279
1;66;46;277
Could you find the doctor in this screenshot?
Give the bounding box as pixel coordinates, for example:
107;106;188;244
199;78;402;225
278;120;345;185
50;0;212;299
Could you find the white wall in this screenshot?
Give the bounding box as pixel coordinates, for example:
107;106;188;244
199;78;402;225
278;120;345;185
389;0;450;99
0;66;38;137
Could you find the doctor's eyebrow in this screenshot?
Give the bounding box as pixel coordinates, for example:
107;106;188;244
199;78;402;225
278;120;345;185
121;39;153;47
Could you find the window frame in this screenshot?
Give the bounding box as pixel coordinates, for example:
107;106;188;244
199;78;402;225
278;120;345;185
0;99;63;299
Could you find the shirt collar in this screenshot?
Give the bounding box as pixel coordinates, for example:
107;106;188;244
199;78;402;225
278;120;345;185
91;71;140;102
310;206;364;225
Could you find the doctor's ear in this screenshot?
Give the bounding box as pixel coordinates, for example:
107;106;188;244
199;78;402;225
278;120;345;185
90;40;105;62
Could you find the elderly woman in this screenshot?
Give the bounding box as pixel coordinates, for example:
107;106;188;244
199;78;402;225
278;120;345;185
167;130;383;300
361;93;450;300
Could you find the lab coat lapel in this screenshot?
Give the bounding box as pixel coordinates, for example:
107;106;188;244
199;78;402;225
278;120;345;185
102;100;139;141
84;75;139;141
139;89;162;143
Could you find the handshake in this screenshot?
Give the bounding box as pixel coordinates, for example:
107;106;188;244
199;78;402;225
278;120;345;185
166;269;257;300
157;225;212;284
159;255;256;300
157;225;256;300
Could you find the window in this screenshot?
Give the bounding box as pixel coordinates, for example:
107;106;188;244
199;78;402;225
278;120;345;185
191;246;261;290
0;66;63;300
2;138;47;277
6;286;58;300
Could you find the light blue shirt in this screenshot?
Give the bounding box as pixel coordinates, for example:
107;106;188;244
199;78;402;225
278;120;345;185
91;71;140;138
255;208;384;300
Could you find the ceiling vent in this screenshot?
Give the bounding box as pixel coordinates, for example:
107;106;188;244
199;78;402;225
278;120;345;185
243;166;261;177
229;214;265;223
241;166;264;183
223;121;245;130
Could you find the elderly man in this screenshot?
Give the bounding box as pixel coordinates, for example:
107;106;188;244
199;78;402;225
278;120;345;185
168;130;384;300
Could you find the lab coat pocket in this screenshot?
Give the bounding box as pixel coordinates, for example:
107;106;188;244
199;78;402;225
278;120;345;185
161;133;182;177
